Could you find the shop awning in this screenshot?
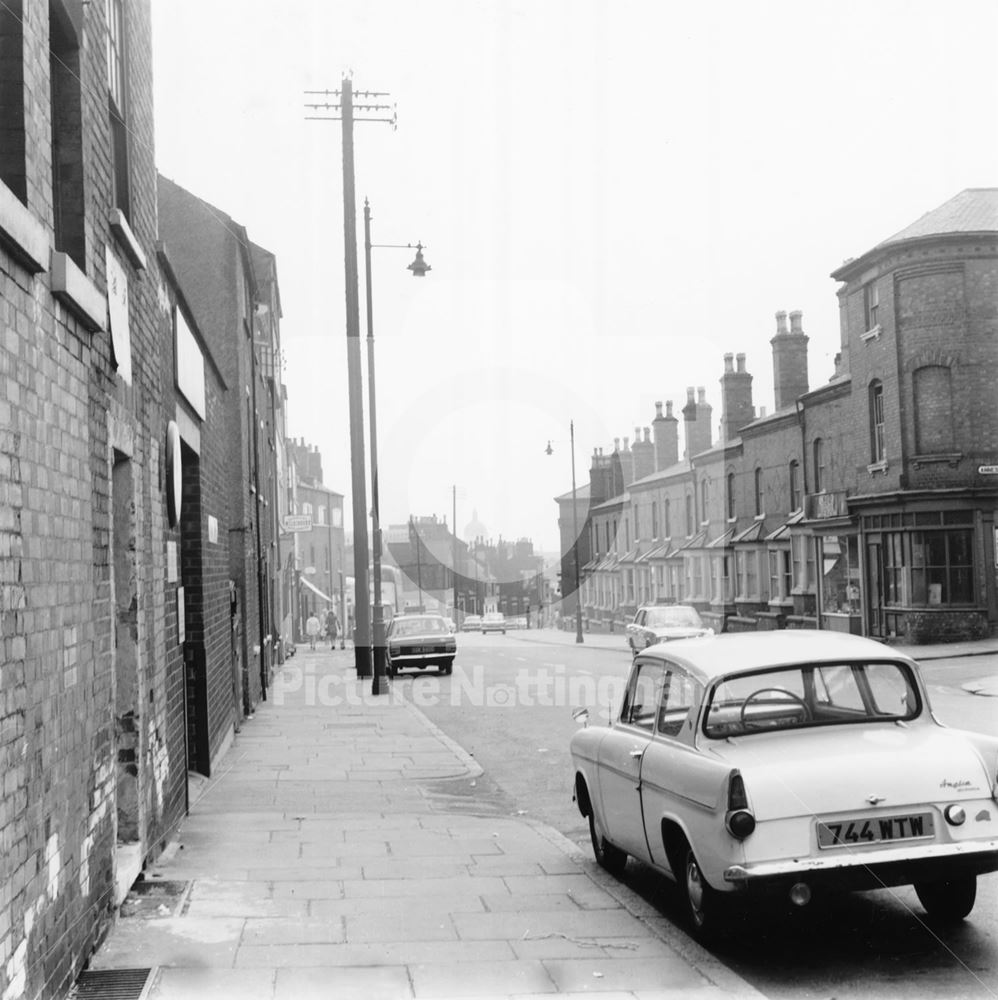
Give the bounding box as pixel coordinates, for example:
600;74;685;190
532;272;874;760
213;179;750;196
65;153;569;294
300;577;335;603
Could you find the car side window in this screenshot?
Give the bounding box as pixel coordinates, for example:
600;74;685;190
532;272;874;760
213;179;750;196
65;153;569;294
621;661;666;731
635;610;645;627
657;667;702;738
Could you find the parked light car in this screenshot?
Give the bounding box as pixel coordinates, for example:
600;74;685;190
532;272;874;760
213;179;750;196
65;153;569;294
570;631;998;941
625;604;713;654
461;615;482;632
481;612;507;635
386;614;455;676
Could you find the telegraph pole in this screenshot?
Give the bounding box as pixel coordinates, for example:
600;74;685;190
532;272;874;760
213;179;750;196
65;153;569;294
305;78;396;678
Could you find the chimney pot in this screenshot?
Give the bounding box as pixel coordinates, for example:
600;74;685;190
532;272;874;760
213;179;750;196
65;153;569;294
654;401;663;418
776;310;788;335
697;387;706;403
789;309;803;334
623;436;630;452
666;400;674;418
736;352;746;373
687;386;695;402
644;427;651;442
613;438;620;451
724;352;734;373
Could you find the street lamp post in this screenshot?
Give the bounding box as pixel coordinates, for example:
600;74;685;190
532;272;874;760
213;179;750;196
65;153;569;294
363;200;430;695
546;421;584;643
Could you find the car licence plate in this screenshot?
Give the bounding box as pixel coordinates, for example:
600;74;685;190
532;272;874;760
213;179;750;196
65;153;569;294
817;812;934;849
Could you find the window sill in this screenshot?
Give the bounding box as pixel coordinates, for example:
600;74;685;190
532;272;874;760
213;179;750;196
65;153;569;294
866;459;889;475
911;452;963;470
110;208;147;270
0;181;49;273
51;251;105;332
860;324;882;342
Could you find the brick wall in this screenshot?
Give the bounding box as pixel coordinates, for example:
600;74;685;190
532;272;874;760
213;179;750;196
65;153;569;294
0;1;167;996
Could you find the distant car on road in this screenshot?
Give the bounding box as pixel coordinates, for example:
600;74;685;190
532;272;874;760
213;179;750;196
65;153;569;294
461;615;482;632
570;631;998;942
625;604;712;654
386;614;455;676
481;612;507;635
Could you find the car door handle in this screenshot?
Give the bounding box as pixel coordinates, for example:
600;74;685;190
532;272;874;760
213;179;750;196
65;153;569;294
629;748;645;758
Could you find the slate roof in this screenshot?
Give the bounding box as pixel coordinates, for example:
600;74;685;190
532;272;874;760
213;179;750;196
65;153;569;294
877;188;998;247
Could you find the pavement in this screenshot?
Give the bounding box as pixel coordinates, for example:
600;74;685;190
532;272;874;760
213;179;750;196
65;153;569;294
89;642;765;1000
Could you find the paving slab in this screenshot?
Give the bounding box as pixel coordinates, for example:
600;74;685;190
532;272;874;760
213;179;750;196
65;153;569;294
89;646;762;1000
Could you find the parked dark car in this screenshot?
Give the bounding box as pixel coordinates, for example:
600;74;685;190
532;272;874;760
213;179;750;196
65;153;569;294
387;614;456;676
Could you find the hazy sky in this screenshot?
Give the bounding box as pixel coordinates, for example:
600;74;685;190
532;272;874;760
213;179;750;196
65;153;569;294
151;1;998;553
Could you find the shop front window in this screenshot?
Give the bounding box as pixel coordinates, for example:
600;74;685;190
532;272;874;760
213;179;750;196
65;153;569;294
820;535;861;614
909;529;974;605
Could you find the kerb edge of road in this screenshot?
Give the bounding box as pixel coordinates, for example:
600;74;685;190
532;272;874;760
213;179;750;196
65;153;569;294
405;690;767;1000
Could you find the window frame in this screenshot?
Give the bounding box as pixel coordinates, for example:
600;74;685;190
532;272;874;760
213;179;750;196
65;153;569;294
869;380;885;463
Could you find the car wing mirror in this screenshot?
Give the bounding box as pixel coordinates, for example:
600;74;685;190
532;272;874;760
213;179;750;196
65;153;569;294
572;707;590;728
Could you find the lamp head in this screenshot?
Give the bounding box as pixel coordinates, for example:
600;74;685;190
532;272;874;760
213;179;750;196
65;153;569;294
407;243;431;277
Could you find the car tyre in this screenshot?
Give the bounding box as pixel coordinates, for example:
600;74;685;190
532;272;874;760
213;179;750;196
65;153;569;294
680;843;724;943
915;874;977;922
588;809;627;877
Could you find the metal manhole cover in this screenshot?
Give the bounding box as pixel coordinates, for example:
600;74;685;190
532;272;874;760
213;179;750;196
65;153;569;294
68;968;152;999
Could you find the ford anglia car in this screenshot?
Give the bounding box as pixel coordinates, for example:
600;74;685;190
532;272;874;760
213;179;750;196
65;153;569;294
569;631;998;941
386;614;456;676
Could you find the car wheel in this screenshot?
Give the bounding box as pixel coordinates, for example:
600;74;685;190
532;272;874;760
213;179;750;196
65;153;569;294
915;875;977;922
588;809;627;877
680;844;724;942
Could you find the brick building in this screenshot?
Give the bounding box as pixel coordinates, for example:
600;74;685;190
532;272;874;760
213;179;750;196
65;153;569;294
285;438;345;640
1;0;169;995
568;190;998;643
157;176;284;706
0;4;292;995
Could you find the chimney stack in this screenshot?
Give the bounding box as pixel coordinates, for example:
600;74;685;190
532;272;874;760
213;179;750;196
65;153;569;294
632;423;655;481
653;400;679;471
772;309;809;411
720;351;754;441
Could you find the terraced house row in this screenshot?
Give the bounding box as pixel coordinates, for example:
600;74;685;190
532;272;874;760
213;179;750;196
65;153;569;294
556;189;998;645
0;3;311;997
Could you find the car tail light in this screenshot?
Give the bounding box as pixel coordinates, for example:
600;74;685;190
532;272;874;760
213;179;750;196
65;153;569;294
944;804;966;826
725;770;756;840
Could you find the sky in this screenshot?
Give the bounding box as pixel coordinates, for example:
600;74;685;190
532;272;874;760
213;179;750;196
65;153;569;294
151;0;998;554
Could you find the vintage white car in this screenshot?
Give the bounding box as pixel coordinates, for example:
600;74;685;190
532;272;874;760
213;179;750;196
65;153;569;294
625;604;713;654
570;631;998;941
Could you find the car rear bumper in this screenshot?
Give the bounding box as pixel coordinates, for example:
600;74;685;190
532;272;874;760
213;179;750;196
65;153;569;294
724;839;998;891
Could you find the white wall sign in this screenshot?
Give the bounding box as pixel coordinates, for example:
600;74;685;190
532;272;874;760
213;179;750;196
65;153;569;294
177;586;185;644
166;541;177;583
176;307;206;418
208;515;218;544
105;246;132;384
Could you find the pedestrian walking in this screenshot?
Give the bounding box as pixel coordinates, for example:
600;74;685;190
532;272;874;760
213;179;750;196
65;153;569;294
305;612;320;650
325;608;339;648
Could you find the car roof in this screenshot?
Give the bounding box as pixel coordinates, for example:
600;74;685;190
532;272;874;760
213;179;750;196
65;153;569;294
393;614;445;622
635;630;915;683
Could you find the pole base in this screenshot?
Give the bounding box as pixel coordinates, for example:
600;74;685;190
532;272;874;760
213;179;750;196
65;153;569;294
371;674;391;696
355;646;372;678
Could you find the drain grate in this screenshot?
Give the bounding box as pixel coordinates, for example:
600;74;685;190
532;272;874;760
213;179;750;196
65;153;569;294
68;968;152;1000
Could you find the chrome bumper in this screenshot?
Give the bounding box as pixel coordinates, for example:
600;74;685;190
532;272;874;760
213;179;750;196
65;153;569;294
724;838;998;883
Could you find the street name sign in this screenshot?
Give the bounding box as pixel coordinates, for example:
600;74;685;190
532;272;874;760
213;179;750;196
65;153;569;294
282;514;313;532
